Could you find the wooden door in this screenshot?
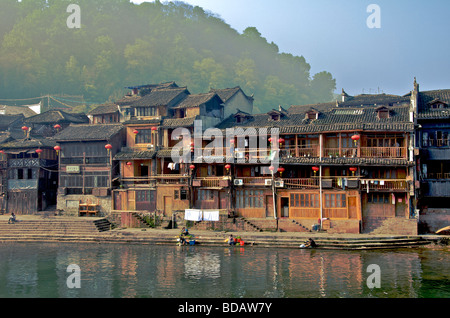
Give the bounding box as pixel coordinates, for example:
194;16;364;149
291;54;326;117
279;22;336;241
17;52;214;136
219;191;229;210
348;197;357;219
265;195;274;218
164;196;173;215
281;197;289;217
395;194;406;217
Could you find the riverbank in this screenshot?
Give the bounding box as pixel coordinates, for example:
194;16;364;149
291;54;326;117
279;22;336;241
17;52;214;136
0;215;448;250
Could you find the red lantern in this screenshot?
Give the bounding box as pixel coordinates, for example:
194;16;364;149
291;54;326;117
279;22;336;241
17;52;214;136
35;149;43;155
278;138;285;144
54;124;61;130
277;167;285;177
349;167;357;175
229;139;235;144
151;127;158;131
268;137;272;143
0;150;4;154
133;129;139;134
126;162;132;166
190;142;195;147
312;166;319;175
190;165;195;170
105;144;113;150
269;166;275;172
21;126;28;131
225;164;231;170
54;145;61;155
351;134;360;145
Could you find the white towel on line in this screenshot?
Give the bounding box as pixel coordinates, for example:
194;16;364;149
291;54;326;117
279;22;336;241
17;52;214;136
185;209;202;221
203;211;220;222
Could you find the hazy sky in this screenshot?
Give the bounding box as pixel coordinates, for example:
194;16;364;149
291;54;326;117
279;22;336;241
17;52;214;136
132;0;450;96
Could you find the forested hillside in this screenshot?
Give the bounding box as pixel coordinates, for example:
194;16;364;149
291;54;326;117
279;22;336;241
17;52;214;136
0;0;336;113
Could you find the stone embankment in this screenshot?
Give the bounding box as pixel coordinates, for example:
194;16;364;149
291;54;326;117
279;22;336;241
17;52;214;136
0;215;447;250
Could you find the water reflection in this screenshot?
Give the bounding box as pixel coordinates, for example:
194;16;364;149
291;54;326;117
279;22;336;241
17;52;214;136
0;243;448;298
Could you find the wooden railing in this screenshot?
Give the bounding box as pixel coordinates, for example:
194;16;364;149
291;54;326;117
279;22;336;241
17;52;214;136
424;139;450;147
282;146;319;158
193;177;226;188
425;173;450;179
120;175;189;186
324;147;357;158
360;147;407;159
360;179;408;191
283;178;320;189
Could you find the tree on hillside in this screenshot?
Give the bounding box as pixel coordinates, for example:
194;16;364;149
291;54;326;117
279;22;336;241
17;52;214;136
0;0;336;113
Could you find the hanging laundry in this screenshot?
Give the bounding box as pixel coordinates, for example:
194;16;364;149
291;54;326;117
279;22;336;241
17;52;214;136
203;211;220;222
185;209;202;221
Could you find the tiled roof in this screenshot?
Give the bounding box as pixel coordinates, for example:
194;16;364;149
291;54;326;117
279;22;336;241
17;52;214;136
25;110;88;124
290;93;409;115
123;118;162;126
217;105;414;134
209;86;253;102
0;114;24;127
171;93;222;109
414;89;450;120
114;150;157;160
0;105;37;117
161;117;196;128
0;137;56;150
88;103;119;116
130;87;189;107
0;132;13;144
53;123;123;142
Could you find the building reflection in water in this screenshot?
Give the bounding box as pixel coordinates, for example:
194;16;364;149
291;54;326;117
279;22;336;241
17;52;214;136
0;243;447;298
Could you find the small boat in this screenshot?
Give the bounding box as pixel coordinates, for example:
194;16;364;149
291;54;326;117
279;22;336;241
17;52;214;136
436;226;450;235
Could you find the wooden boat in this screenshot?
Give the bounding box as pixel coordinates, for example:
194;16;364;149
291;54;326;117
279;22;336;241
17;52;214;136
436;226;450;235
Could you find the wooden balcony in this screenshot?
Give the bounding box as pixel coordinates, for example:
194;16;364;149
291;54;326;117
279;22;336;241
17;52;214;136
192;177;230;188
423;138;450;147
282;146;319;158
120;174;189;187
360;179;408;191
360;147;407;159
323;147;357;158
424;172;450;179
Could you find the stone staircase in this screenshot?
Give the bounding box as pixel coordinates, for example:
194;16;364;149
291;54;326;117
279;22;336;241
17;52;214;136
363;217;418;235
0;217;112;242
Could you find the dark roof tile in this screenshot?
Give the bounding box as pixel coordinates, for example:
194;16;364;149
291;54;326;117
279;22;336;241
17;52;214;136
53;123;123;142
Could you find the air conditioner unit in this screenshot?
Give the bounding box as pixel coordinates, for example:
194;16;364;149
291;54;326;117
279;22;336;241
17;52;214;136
235;151;245;159
275;180;284;188
265;179;272;186
234;179;243;186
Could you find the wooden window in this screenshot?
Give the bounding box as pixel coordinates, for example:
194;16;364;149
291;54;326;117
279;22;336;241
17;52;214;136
368;193;390;204
135;129;155;144
290;193;319;208
236;190;263;208
136;107;157;117
325;193;346;208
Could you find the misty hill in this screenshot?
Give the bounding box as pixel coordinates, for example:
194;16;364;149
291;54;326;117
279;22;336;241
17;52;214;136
0;0;336;114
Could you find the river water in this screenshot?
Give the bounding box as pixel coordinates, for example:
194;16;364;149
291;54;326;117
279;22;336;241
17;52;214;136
0;242;448;298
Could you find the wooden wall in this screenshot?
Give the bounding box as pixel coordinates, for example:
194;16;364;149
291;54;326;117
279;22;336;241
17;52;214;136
7;190;38;215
